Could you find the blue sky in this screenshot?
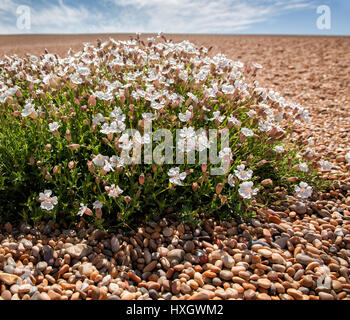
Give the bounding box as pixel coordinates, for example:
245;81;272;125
0;0;349;35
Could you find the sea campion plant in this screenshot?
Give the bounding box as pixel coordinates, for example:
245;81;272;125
0;35;324;227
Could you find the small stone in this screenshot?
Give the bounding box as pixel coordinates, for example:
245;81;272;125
296;254;316;265
332;280;343;292
36;261;48;272
287;288;303;300
295;202;307;214
258;249;272;259
149;289;159;299
184;241;195;253
111;236;120;253
40;292;51;300
301;275;314;287
3;265;15;274
162;227;173;237
219;270;233;281
43;245;54;265
271;253;285;265
30;291;41;300
171;280;181;295
1;290;12;300
319;292;334;300
0;273;20;285
244;289;256;300
66;244;92;259
18;284;31;293
128;272;141;284
70;292;80;300
257;278;271;289
121;292;134;300
222;255;235;269
189;292;210;300
143;261;157;273
167;249;185;263
47;290;61;300
78;263;95;277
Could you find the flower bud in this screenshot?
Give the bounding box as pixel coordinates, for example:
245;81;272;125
124;196;131;203
53;165;60;175
261;179;273;186
69;144;80;150
192;182;198;192
257;160;267;167
45;144;52;151
216;183;223;195
139;174;145;185
87;160;95;173
68;161;75;169
65;130;71;142
29;156;35;166
88;95;96;107
201;164;207;172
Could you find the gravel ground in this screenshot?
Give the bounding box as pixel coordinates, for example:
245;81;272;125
1;34;350;300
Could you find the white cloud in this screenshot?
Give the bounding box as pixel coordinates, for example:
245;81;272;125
0;0;317;34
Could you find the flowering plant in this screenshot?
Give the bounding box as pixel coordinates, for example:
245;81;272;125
0;35;324;227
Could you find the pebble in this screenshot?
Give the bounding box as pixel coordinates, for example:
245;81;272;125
219;270;233;281
0;273;20;285
167;249;185;263
257;278;271;289
222;255;235;269
66;244;92;259
319;292;335;300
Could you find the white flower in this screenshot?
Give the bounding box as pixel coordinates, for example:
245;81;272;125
92;113;105;125
77;203;91;216
21;103;36;117
221;84;235;95
93;200;104;209
241;127;254;137
258;120;273;132
228;116;241;127
103;160;115;172
234;164;253;181
93;154;109;167
168;167;187;186
196;132;209;152
238;181;258;199
219;147;232;164
76;66;90;76
274;145;285;153
110;107;125;122
142;113;156;121
319;160;332;171
228;174;235;187
247;110;257;118
307;137;315;146
295;182;312;199
49;122;60;132
105;184;123;198
178;127;197;153
209;111;225;123
100;121;125;135
187;92;198;103
299;161;309;173
345;152;350;164
110;155;125;168
178;110;192;122
39;190;58;211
